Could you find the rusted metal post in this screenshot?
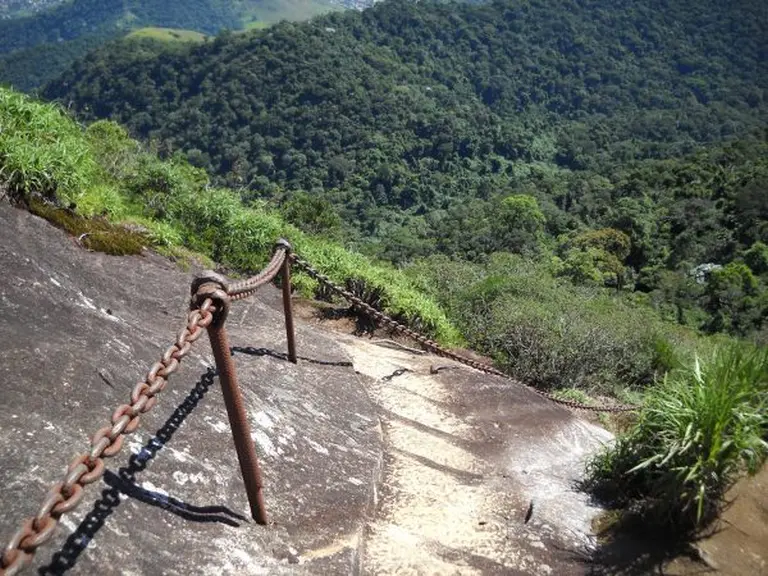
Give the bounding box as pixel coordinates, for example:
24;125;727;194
276;239;297;364
207;323;268;524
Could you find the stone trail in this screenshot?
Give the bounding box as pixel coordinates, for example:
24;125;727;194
1;202;611;575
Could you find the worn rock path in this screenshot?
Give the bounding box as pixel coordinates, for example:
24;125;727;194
336;335;611;575
8;201;728;576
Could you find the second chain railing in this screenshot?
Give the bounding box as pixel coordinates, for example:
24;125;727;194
1;237;637;576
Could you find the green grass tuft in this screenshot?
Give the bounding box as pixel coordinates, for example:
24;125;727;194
585;344;768;533
0;88;98;204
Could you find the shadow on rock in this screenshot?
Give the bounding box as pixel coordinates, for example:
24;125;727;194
39;367;246;575
583;512;715;575
231;345;353;367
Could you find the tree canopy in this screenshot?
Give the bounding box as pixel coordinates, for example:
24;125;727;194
42;0;768;340
0;0;337;90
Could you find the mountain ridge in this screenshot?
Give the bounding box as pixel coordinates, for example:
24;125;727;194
0;0;343;90
43;0;768;273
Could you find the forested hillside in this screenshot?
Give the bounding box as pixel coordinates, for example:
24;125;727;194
0;0;237;54
45;0;768;344
0;0;63;18
0;0;337;90
4;76;767;540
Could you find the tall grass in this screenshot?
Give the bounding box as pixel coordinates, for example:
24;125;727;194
0;87;460;343
132;171;462;343
586;345;768;532
0;88;98;203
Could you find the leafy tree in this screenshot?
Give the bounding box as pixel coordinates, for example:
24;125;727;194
280;191;343;239
558;248;605;286
610;196;660;271
491;194;546;254
744;241;768;275
573;228;631;262
559;228;631;288
704;262;764;335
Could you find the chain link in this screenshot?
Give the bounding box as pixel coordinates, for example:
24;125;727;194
226;245;288;301
2;240;636;575
0;299;215;576
1;240;290;574
291;254;639;413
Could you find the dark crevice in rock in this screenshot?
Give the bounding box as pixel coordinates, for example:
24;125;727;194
231;345;354;367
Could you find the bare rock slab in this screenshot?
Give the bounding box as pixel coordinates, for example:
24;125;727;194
0;203;382;575
338;335;612;575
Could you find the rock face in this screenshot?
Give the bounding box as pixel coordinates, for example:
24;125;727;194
682;465;768;576
336;335;611;575
0;202;614;575
0;203;382;574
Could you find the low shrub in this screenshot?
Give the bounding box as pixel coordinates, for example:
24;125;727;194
409;252;702;393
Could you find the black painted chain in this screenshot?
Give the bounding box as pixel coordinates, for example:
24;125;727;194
291;253;639;413
0;299;216;576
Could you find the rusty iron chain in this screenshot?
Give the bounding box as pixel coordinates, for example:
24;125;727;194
187;243;289;305
290;254;639;413
2;238;634;575
0;298;217;576
226;243;289;301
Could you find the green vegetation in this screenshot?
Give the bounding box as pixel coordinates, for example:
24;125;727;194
586;345;768;533
0;87;458;342
405;252;707;396
0;87;97;203
0;0;337;90
0;33;111;92
43;0;768;346
127;28;208;43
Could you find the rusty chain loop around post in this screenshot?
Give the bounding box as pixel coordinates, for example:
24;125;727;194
185;242;289;305
226;244;289;301
2;237;633;575
0;239;298;575
191;268;270;524
290;253;639;413
0;298;217;576
2;241;294;574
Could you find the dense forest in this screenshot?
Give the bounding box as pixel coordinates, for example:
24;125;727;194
0;0;335;90
45;0;768;345
0;0;64;18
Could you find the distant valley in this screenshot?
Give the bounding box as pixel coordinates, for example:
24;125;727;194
0;0;375;90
